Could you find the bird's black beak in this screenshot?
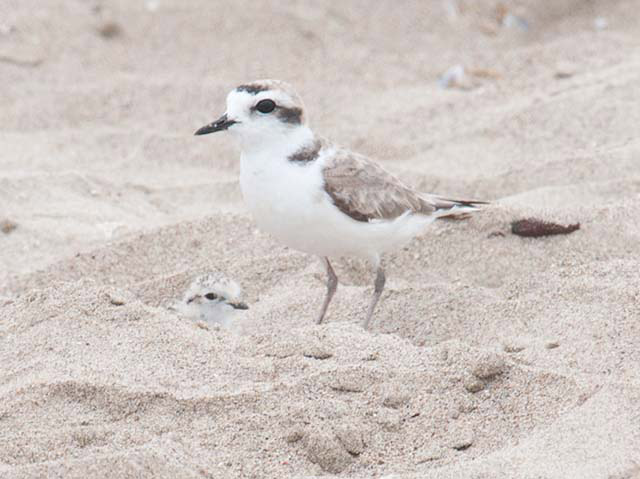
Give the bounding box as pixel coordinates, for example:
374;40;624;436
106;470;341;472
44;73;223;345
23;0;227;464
230;301;249;310
186;295;200;304
194;113;237;135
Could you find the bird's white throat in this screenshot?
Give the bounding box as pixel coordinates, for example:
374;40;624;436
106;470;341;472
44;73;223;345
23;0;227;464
231;122;315;159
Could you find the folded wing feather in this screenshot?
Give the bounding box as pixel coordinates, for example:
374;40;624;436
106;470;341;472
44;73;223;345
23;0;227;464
322;147;485;223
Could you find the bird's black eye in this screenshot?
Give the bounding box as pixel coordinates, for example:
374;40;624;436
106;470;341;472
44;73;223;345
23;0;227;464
255;99;276;114
204;293;217;300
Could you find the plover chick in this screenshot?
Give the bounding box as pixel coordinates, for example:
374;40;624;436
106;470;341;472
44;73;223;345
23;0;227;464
175;273;248;328
195;80;486;329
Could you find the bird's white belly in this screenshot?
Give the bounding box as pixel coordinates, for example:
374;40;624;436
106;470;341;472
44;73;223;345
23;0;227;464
240;157;329;251
239;155;433;261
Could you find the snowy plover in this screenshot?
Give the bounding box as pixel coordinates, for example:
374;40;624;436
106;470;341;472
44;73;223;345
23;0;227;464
195;80;485;328
175;273;248;328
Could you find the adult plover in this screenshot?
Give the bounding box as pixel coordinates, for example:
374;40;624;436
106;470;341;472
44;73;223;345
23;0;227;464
195;80;485;328
175;273;248;328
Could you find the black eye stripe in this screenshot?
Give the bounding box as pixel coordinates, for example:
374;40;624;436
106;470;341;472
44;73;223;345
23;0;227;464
255;99;276;114
276;106;302;124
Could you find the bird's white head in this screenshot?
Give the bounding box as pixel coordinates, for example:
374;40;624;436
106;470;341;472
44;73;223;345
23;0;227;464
177;272;248;327
195;79;313;154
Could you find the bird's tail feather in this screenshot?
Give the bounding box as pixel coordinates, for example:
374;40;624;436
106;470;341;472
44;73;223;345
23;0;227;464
427;195;488;220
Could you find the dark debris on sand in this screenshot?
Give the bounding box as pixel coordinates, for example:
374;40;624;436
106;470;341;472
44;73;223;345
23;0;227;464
511;218;580;238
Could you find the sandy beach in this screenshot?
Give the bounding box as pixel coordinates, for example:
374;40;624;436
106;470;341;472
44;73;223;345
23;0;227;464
1;1;640;477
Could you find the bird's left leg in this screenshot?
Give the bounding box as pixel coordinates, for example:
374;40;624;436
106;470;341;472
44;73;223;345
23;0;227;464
316;257;338;324
363;265;385;330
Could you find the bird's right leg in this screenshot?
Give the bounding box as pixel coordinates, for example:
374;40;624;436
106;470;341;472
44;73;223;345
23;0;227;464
316;257;338;324
363;265;385;330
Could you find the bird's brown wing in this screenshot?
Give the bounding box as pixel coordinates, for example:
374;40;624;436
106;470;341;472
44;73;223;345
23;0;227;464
322;149;438;222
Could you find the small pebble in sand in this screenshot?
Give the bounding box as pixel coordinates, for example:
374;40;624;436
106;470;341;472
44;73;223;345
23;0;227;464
382;389;410;409
106;292;127;306
457;397;477;413
284;428;305;444
554;71;574;80
511;218;580;238
554;62;577;79
334;424;365;455
303;431;353;474
502;339;526;353
196;321;210;331
96;21;122;38
464;376;485;393
471;353;506;379
546;340;560;349
302;346;333;360
438;64;473;90
449;430;474;451
1;219;18;234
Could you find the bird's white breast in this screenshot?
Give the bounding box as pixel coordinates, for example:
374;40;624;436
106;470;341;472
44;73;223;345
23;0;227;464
239;147;433;262
240;149;329;251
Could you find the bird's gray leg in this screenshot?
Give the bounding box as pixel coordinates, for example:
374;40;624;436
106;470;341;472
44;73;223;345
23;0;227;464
363;266;385;330
316;257;338;324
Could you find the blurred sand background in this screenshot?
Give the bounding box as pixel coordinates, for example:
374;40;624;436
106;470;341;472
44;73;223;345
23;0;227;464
1;0;640;477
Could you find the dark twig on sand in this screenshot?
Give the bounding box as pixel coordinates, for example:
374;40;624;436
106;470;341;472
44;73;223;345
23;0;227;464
511;218;580;238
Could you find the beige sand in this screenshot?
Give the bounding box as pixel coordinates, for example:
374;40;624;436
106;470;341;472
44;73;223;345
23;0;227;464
2;1;640;477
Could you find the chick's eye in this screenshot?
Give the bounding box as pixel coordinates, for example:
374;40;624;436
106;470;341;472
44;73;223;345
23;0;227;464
255;99;276;114
204;293;217;300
